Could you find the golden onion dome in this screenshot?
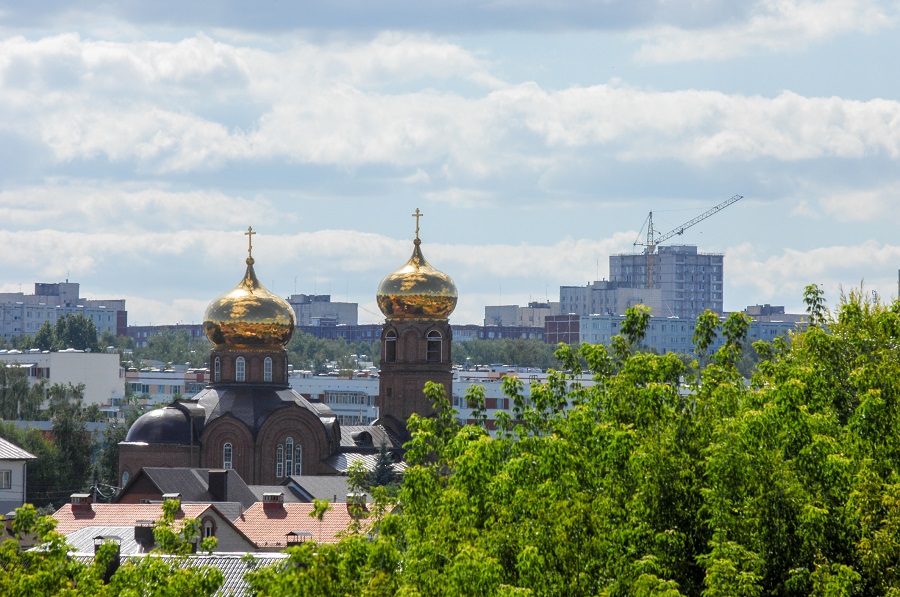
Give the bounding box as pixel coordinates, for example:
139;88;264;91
203;228;295;350
377;211;457;319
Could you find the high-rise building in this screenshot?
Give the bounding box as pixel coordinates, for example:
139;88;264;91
561;245;723;319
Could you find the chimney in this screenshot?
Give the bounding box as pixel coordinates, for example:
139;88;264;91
346;492;369;519
208;469;228;502
71;493;93;512
134;521;155;550
262;492;284;510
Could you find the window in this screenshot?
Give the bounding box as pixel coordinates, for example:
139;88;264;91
0;470;10;490
236;357;245;382
264;357;273;382
285;437;294;478
203;518;215;538
276;443;284;478
294;443;302;476
384;331;396;362
223;443;233;470
214;358;221;382
427;330;442;362
121;470;129;487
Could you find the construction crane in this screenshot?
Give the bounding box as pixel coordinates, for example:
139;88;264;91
634;194;743;288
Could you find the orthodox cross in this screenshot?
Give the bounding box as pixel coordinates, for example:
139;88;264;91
411;208;423;240
245;226;256;258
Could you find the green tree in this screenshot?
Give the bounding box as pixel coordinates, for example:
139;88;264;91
134;329;210;369
53;313;101;352
0;362;46;420
0;503;223;596
248;286;900;597
0;421;60;508
34;321;54;351
367;442;400;492
47;383;95;501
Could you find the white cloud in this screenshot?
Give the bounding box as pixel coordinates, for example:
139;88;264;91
727;240;900;308
633;0;895;64
4;32;900;178
818;190;891;221
0;183;274;232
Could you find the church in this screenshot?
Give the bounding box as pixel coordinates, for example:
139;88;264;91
118;214;457;487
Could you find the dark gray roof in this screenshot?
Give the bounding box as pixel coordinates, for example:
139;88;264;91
247;485;305;503
72;553;288;597
339;425;397;450
125;404;199;444
196;386;336;437
0;436;36;460
120;468;258;510
281;475;363;503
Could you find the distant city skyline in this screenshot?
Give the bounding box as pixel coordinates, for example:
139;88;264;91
1;1;899;326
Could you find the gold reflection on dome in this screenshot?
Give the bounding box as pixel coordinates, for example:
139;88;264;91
203;227;295;350
376;210;458;320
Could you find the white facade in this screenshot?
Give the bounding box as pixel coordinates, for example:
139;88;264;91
289;373;379;425
0;436;36;513
0;350;125;406
125;367;209;404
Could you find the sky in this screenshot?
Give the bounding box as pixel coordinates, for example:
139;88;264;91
1;0;899;326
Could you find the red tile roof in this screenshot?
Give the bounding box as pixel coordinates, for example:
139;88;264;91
52;503;213;535
233;502;368;548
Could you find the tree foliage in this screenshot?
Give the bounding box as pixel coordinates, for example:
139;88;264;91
13;287;900;596
0;502;223;596
247;288;900;596
453;337;559;370
287;331;378;374
130;329;210;369
0;383;101;508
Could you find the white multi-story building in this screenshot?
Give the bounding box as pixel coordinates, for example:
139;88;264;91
125;367;210;405
484;302;561;327
289;373;379;425
0;349;125;407
0;282;127;341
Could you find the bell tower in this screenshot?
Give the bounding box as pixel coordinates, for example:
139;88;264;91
375;209;457;437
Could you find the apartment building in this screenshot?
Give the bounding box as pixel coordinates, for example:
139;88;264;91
0;282;127;341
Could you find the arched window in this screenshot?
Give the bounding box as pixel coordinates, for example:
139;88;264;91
294;443;303;476
264;357;273;382
236;357;246;382
276;443;284;478
285;437;294;478
121;470;129;487
202;518;216;538
427;330;442;362
384;331;397;362
214;357;221;382
223;443;233;469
